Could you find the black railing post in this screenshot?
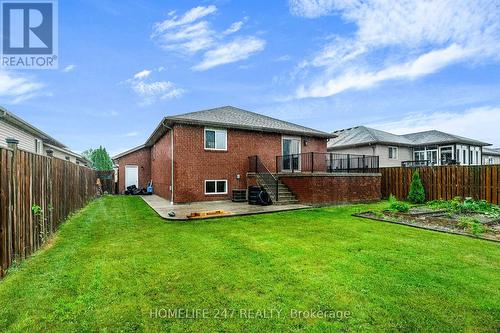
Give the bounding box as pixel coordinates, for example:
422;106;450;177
347;154;351;172
311;152;314;173
276;179;279;202
362;155;366;173
292;155;295;173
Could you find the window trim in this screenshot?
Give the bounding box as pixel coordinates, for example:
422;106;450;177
388;146;399;160
204;180;228;195
204;128;227;151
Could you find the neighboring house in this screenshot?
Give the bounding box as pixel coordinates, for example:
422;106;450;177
0;107;90;166
328;126;491;168
483;148;500;165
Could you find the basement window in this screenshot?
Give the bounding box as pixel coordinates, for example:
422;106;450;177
205;180;227;195
204;128;227;150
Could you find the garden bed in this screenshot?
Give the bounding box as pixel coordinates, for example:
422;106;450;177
355;206;500;242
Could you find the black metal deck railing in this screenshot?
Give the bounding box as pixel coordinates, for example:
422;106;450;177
248;155;280;201
275;152;379;173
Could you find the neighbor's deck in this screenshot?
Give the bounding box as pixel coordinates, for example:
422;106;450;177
141;195;310;221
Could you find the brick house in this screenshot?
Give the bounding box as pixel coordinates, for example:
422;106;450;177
113;106;381;205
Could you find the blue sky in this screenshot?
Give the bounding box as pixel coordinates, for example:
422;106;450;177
1;0;500;155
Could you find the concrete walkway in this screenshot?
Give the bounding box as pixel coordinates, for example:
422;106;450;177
141;195;310;221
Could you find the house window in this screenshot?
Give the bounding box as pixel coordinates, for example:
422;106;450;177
414;151;425;161
204;128;227;150
205;180;227;195
388;147;398;159
456;149;460;162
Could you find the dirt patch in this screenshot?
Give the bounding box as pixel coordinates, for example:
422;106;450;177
355;211;500;242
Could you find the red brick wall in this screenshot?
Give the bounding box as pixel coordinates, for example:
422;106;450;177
281;174;381;205
115;147;151;193
151;131;172;201
172;124;328;203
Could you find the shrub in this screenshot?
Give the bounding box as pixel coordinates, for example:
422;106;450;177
389;194;410;213
407;170;425;204
458;217;485;235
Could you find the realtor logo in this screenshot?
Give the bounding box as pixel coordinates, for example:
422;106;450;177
1;0;58;69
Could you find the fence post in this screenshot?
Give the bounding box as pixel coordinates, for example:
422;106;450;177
6;138;18;264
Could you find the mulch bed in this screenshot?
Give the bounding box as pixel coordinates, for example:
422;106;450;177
354;209;500;242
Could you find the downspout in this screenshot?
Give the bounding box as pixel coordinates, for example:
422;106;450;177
160;120;175;204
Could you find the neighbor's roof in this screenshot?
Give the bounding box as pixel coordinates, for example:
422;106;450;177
329;126;491;149
483;147;500;156
145;106;334;146
328;126;414;149
112;144;147;160
402;130;490;146
0;106;66;148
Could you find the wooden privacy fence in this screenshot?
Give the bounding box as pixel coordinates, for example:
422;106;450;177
381;165;500;205
0;146;98;277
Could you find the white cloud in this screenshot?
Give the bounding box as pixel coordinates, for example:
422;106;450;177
153;5;217;34
223;21;244;35
369;106;500;146
193;37;265;71
0;70;45;104
63;64;76;73
152;6;264;70
152;6;217;54
124;131;139;137
134;69;152;79
289;0;342;18
289;0;500;98
126;68;184;105
297;44;471;98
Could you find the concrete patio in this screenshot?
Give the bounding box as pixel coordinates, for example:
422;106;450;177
141;195;311;221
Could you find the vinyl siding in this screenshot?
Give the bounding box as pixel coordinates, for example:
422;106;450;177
0;118;41;153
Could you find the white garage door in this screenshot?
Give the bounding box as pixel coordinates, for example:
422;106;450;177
125;165;139;189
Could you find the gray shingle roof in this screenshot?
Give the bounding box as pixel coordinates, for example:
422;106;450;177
329;126;491;149
328;126;414;149
483;147;500;156
163;106;333;138
403;130;490;146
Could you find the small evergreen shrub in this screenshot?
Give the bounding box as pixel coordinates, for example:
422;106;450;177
407;170;425;204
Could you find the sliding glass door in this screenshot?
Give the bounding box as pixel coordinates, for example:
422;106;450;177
282;138;301;171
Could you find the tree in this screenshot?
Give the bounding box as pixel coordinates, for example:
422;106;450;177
83;146;114;170
407;170;425;204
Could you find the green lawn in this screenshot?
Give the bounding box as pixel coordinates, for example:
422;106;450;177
0;197;498;332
